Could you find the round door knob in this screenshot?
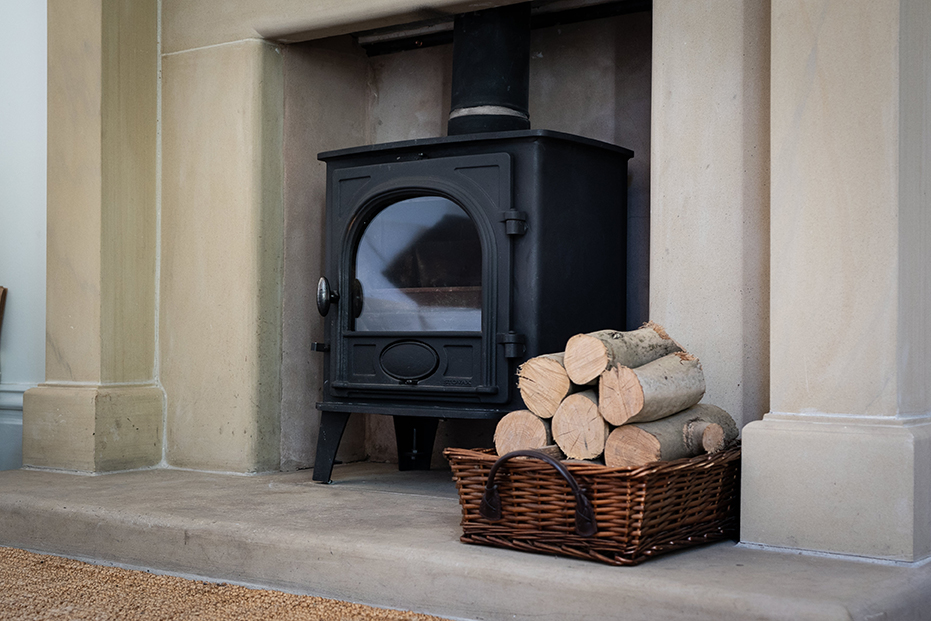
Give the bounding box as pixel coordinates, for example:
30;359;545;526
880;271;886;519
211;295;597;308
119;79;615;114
351;278;364;319
316;277;340;316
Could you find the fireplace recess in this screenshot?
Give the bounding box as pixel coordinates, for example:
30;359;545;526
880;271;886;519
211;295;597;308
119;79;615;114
311;3;633;482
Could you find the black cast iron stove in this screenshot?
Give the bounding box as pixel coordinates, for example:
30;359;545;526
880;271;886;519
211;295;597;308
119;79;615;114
311;3;633;482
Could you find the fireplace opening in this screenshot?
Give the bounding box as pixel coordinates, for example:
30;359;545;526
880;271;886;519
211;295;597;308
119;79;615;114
279;3;652;478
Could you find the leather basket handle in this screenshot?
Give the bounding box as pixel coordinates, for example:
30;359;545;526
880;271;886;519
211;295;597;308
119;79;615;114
478;449;598;537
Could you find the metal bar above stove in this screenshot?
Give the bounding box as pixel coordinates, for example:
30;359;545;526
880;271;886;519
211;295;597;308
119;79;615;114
355;0;651;56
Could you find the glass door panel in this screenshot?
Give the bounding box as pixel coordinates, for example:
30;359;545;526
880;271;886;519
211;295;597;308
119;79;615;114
353;196;482;332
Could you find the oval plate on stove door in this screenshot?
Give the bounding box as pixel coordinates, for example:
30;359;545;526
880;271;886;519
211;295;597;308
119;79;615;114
380;341;440;382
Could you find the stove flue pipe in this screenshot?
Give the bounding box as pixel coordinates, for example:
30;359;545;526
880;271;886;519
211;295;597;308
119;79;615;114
447;2;531;136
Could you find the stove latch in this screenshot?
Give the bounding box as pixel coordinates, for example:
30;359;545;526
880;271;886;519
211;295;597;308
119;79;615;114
500;210;527;236
497;332;526;358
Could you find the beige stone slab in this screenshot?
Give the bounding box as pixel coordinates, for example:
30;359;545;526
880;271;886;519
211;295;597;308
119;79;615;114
22;386;97;471
92;385;164;471
650;0;770;427
2;465;931;620
100;0;158;383
770;1;899;417
160;40;283;472
22;384;163;472
46;0;104;383
897;0;931;416
741;413;931;561
45;0;158;385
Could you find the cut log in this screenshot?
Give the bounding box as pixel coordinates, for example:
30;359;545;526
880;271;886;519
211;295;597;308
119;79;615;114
603;404;738;468
509;444;565;460
563;457;606;466
599;352;705;426
688;421;728;453
551;390;609;460
563;322;683;385
494;410;553;456
517;352;576;419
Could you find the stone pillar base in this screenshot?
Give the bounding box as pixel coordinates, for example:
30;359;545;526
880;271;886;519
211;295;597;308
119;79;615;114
741;413;931;562
23;384;164;472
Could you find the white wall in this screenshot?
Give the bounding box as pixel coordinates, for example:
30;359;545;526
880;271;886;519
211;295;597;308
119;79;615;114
0;1;47;470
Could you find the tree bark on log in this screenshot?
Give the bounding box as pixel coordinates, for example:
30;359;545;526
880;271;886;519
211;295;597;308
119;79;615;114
563;322;683;385
602;404;738;468
599;352;705;426
517;352;576;419
551;390;609;460
494;410;553;456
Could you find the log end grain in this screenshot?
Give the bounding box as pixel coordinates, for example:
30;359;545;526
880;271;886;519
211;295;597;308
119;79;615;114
701;423;727;453
517;354;572;419
598;365;643;426
551;391;608;460
563;334;608;385
604;426;661;468
684;420;717;453
494;410;551;456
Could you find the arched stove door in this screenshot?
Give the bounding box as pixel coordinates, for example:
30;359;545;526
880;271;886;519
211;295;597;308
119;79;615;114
320;151;518;404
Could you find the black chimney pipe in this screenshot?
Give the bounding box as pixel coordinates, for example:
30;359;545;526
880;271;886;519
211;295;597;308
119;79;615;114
447;3;531;136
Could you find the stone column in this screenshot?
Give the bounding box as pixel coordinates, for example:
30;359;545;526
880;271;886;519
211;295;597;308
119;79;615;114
23;0;163;471
650;0;771;428
741;0;931;561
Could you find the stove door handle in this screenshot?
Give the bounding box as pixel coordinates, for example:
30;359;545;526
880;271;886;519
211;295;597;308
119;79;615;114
316;277;340;316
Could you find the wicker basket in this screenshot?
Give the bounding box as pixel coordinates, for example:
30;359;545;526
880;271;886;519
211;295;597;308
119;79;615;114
444;443;741;566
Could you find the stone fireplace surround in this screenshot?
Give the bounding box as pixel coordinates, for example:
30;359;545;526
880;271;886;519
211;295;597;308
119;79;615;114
24;0;931;565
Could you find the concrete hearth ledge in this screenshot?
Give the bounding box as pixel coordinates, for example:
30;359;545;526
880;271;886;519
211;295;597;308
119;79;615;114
1;465;929;621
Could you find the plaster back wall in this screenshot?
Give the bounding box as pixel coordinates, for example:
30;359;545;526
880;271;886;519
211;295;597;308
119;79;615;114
650;0;770;428
160;40;283;472
280;12;652;468
280;37;372;471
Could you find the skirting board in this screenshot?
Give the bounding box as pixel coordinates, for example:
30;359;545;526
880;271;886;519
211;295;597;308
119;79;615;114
0;384;31;411
0;410;23;471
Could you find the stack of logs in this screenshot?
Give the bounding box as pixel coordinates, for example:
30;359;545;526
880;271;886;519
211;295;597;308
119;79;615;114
494;322;738;468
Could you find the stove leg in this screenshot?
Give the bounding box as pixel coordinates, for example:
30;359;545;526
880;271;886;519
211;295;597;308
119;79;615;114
312;410;351;483
393;416;439;471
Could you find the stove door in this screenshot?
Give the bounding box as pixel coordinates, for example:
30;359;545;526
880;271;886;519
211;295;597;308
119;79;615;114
322;153;517;404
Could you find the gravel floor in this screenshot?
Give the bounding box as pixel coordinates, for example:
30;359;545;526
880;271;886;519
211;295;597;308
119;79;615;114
0;547;453;621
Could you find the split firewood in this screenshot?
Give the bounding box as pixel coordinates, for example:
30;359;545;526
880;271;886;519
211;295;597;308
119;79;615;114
603;404;738;468
551;390;609;460
563;457;606;466
511;444;565;460
599;352;705;426
494;409;554;456
563;322;683;385
517;352;577;418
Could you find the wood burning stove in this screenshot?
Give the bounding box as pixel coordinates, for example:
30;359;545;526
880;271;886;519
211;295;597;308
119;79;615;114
311;3;633;482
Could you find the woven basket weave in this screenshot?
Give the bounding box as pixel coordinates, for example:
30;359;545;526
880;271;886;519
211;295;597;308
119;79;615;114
444;443;741;566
